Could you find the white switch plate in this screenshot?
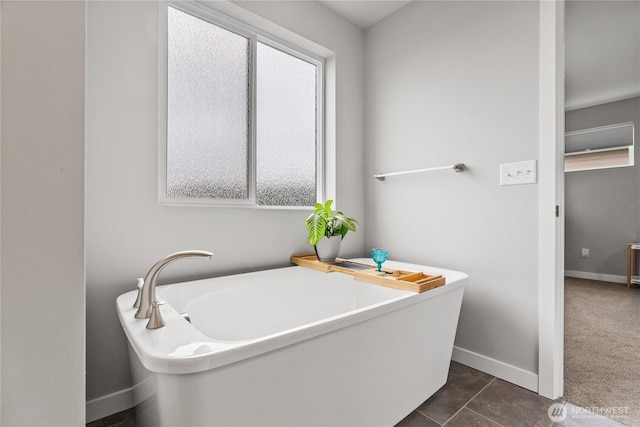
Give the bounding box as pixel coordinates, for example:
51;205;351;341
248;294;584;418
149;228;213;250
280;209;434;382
500;160;537;186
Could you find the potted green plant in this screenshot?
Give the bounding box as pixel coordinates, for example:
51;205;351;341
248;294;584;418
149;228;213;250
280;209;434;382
305;200;358;263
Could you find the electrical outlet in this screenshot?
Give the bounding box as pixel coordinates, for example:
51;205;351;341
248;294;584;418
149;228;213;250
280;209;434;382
581;248;589;258
500;160;537;186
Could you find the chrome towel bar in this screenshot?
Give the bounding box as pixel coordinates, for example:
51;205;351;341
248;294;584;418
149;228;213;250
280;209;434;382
374;163;466;181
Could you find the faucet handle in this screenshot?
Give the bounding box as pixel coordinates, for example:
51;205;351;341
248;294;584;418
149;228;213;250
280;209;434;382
146;300;166;330
133;278;144;308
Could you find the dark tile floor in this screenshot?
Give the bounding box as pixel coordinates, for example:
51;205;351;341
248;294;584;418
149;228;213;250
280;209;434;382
87;362;629;427
87;408;136;427
397;362;629;427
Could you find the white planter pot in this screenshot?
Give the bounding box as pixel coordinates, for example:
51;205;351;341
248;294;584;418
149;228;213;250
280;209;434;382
314;235;342;263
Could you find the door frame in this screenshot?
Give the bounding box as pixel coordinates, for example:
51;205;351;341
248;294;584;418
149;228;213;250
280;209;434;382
538;0;565;400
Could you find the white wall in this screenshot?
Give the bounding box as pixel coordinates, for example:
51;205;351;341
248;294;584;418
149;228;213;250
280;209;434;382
85;0;364;419
1;2;3;419
365;1;541;389
1;1;86;425
0;2;3;419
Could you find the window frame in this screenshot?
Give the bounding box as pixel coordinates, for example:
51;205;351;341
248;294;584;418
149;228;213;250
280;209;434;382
564;122;635;173
158;1;326;209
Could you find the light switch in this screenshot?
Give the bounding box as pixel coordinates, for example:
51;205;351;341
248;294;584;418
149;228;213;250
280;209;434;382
500;160;537;186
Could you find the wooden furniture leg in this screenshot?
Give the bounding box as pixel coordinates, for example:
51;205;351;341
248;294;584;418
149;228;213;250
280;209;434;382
628;243;632;288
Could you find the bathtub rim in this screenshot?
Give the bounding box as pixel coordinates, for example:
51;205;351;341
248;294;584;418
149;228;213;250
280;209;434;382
116;258;467;375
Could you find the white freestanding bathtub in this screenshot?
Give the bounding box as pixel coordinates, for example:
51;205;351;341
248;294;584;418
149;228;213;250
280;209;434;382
116;259;467;427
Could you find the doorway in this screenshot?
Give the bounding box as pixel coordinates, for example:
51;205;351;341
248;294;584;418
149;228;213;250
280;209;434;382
562;1;640;424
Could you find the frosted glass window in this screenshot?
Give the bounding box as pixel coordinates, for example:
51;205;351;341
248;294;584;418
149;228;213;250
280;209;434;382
162;4;323;207
167;7;249;200
257;43;317;206
565;122;634;153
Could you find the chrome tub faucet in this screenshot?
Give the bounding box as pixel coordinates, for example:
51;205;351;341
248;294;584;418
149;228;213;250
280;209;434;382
135;250;213;329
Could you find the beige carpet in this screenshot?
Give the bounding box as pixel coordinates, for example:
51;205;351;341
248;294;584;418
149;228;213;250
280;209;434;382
564;277;640;427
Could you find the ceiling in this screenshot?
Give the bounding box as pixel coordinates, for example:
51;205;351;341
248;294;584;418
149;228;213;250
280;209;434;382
318;0;410;29
318;0;640;111
565;0;640;110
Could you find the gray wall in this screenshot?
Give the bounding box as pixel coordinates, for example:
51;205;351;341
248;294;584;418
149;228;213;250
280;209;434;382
1;1;86;425
365;1;541;376
85;0;365;406
565;97;640;277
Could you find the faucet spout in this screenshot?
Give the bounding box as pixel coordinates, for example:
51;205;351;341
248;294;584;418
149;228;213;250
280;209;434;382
135;250;213;321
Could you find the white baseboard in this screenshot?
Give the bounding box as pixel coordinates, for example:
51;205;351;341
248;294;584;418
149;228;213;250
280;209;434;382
86;387;134;423
564;270;626;284
452;346;539;393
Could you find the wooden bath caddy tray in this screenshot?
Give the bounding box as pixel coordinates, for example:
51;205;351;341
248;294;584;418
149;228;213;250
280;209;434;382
290;254;445;293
